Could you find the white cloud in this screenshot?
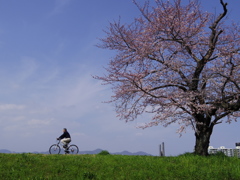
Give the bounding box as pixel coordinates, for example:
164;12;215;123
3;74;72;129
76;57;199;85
19;57;39;81
55;76;105;107
50;0;71;16
0;104;26;111
27;118;53;126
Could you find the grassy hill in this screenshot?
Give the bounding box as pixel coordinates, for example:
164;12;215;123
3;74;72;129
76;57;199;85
0;153;240;179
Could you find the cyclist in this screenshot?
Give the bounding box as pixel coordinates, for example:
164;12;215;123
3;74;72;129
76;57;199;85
57;128;71;152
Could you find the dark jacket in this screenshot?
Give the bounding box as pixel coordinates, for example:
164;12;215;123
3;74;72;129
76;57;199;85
59;131;71;139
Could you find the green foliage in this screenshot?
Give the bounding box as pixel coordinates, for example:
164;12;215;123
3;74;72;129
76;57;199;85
98;150;110;155
83;171;97;179
209;151;228;157
178;152;196;157
0;153;240;179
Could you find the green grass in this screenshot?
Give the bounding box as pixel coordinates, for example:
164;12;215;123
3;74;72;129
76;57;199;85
0;153;240;180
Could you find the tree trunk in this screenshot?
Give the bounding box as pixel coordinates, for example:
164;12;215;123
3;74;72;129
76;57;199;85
194;123;213;156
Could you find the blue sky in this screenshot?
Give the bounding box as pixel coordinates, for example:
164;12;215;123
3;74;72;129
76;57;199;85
0;0;239;156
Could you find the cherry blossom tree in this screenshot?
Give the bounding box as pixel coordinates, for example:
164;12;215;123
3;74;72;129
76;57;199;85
96;0;240;156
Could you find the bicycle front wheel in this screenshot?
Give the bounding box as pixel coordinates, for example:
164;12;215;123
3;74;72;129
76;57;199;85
49;144;61;154
68;145;79;154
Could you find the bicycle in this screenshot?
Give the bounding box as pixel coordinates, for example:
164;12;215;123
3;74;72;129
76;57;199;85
49;139;79;154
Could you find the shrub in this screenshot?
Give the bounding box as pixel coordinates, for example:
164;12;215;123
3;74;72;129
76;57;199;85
209;151;227;157
98;150;110;155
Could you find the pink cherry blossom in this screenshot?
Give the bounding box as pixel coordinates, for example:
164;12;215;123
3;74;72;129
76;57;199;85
95;0;240;156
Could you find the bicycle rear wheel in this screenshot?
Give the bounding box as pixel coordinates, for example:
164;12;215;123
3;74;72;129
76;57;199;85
49;144;61;154
68;145;79;154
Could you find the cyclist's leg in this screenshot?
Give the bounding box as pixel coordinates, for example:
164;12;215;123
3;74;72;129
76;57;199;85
61;138;71;149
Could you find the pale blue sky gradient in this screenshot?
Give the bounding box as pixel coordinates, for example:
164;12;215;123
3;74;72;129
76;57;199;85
0;0;239;156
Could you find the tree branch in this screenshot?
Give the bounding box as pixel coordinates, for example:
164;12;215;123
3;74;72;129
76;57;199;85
205;0;228;61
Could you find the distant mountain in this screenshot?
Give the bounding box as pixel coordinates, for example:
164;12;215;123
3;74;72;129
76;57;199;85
0;149;12;153
113;150;152;156
0;149;153;156
80;148;103;155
